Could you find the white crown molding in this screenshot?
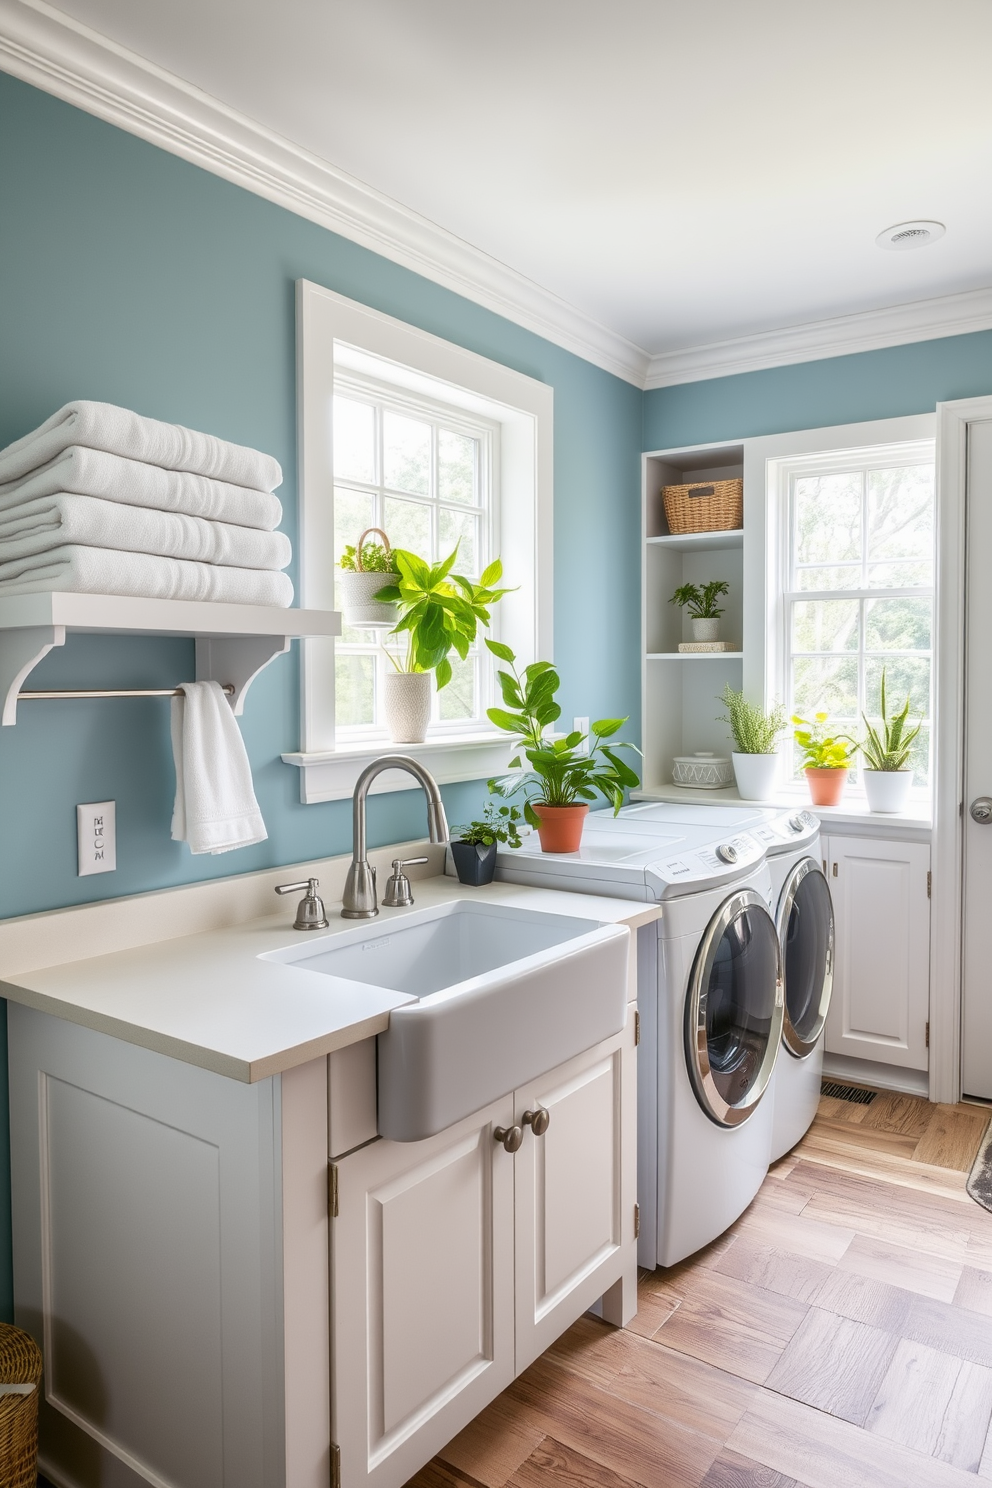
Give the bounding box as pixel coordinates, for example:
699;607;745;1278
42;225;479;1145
0;0;650;387
644;285;992;389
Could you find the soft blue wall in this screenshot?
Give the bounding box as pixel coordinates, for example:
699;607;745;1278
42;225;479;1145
0;72;644;1321
643;330;992;450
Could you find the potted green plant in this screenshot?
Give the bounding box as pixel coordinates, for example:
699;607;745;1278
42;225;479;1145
669;580;730;642
792;711;855;807
376;548;511;743
449;803;523;885
857;669;922;814
336;527;399;628
485;641;641;853
718;685;787;801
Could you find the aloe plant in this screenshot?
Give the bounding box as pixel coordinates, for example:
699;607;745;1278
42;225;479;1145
858;670;922;771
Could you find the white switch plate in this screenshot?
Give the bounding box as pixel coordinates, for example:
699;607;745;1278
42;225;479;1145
573;717;590;756
77;801;116;876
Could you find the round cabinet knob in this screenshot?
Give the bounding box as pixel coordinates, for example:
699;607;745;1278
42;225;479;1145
716;844;739;864
522;1107;550;1137
493;1124;523;1153
788;814;805;833
971;798;992;824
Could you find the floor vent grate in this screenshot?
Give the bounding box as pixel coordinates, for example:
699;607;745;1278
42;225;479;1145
821;1081;878;1105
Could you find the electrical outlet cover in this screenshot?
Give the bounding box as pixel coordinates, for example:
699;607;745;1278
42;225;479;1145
77;801;116;876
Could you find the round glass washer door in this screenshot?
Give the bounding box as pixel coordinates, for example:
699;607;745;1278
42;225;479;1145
684;888;784;1128
777;858;834;1059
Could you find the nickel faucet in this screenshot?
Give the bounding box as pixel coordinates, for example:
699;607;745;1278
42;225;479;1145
341;755;449;919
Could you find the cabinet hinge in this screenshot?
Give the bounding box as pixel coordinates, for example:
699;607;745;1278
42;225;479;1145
926;1020;930;1049
927;870;932;899
330;1441;341;1488
634;1010;640;1046
328;1162;339;1219
634;1202;640;1239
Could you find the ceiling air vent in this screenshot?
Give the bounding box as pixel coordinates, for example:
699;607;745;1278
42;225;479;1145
876;220;946;251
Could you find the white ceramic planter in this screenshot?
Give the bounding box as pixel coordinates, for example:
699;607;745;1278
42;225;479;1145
732;752;779;802
337;569;400;629
863;769;913;813
691;617;720;642
384;671;432;743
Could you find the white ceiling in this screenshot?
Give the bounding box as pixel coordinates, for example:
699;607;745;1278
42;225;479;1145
24;0;992;363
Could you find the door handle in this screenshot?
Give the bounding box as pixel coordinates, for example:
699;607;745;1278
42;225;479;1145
971;798;992;824
522;1107;550;1137
493;1124;523;1153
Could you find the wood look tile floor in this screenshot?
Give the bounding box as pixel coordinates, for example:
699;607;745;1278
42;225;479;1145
407;1091;992;1488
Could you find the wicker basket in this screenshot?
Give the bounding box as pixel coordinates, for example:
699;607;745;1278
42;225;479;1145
0;1324;42;1488
662;479;742;535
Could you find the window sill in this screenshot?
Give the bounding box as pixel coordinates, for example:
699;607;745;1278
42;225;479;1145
282;732;514;804
631;783;932;833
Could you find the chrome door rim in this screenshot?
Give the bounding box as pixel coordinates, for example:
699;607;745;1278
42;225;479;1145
684;888;784;1128
776;858;834;1059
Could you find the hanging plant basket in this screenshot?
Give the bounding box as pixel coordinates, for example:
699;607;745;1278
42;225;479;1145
337;527;400;629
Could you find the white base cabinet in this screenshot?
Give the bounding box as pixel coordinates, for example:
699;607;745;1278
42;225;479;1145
331;1021;637;1488
822;833;931;1072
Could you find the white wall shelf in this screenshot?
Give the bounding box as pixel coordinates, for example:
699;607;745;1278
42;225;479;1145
646;651;744;661
646;529;743;552
0;592;341;725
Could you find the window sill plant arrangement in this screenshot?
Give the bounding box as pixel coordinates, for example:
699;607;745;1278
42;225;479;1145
792;711;855;807
337;527;400;628
669;580;730;643
857;669;922;814
375;547;510;743
485;641;641;853
718;685;787;801
449;802;523;885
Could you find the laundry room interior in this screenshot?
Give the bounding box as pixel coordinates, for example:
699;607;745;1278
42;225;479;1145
2;4;992;1487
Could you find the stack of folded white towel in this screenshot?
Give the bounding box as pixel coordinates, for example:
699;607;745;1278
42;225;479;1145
0;400;293;605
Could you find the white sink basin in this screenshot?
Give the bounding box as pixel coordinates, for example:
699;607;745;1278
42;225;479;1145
262;900;629;1140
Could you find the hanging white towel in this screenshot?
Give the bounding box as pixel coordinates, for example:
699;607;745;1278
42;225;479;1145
0;401;282;492
0;494;292;570
0;446;283;529
0;545;294;605
171;681;267;855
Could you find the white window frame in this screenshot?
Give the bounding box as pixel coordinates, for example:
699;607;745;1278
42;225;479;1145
284;280;554;803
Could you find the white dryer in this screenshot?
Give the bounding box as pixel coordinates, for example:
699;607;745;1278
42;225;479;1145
495;810;784;1268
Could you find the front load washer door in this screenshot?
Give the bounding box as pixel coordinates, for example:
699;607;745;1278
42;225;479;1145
685;888;784;1128
777;858;834;1059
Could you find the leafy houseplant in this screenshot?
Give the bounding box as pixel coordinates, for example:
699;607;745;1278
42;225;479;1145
792;711;855;807
857;669;922;814
449;803;523;886
669;580;730;643
485;641;641;853
336;527;400;629
718;685;787;801
375;548;511;743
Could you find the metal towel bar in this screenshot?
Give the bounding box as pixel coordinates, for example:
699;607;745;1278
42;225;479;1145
18;683;235;701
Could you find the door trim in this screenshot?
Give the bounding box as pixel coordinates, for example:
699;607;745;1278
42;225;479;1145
932;395;992;1103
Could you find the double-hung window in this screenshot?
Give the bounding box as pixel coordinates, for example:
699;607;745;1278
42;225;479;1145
783;441;935;787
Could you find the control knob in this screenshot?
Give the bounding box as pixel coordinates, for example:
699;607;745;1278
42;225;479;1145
716;843;739;864
788;814;805;833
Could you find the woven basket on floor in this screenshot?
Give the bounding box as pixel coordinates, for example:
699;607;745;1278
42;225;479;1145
662;478;742;534
0;1323;42;1488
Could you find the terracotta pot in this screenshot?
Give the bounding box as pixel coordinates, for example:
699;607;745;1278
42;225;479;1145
532;802;589;853
804;767;848;807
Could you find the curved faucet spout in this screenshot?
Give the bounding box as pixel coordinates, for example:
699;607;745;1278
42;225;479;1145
342;755;449;919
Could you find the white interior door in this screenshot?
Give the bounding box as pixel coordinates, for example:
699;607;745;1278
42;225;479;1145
824;834;931;1071
962;418;992;1098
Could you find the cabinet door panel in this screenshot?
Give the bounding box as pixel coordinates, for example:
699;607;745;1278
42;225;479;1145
332;1098;514;1488
824;834;930;1070
514;1021;635;1370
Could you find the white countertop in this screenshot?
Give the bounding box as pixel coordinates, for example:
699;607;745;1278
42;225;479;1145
631;784;932;831
0;876;660;1084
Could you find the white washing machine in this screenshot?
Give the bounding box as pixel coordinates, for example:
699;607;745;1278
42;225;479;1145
495;809;784;1268
625;802;833;1161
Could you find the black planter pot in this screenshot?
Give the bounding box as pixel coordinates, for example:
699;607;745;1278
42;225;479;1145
450;839;498;886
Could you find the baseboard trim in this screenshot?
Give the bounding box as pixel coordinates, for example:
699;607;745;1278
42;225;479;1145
822;1052;929;1098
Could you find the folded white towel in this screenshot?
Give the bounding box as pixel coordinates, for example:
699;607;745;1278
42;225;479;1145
0;446;282;530
0;494;292;570
171;681;267;855
0;402;282;492
0;546;294;605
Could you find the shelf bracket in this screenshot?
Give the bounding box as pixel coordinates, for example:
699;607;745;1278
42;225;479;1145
0;626;65;725
195;634;291;715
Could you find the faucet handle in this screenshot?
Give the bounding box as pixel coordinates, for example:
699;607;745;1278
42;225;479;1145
382;856;429;908
274;877;329;931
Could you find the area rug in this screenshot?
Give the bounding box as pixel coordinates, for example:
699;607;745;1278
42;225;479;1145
967;1117;992;1213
